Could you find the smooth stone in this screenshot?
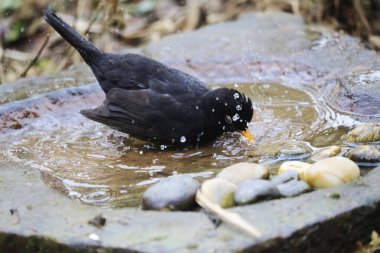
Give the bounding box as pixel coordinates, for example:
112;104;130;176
344;123;380;143
328;71;380;116
234;179;280;205
142;176;200;211
277;161;311;181
271;170;299;185
306;157;360;189
274;141;313;157
345;145;380;163
217;162;269;185
277;180;311;197
200;178;236;208
248;142;313;160
310;146;342;161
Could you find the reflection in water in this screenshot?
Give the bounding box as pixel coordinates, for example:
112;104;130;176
2;82;361;207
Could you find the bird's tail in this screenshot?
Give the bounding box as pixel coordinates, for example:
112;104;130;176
43;9;103;64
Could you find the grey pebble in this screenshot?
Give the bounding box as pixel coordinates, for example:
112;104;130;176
270;170;299;185
345;145;380;163
277;180;311;197
142;176;200;211
234;179;280;205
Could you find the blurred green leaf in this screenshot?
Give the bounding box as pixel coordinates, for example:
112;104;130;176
5;20;26;42
0;0;22;13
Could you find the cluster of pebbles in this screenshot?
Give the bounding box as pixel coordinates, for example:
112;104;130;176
142;123;380;211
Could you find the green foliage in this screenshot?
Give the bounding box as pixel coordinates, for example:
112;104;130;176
0;0;22;14
5;20;26;43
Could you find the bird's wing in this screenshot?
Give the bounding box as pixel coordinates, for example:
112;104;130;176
95;53;209;94
81;87;202;143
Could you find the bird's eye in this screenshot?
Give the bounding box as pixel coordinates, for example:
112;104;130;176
225;115;233;124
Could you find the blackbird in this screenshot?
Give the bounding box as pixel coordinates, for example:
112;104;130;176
43;10;254;146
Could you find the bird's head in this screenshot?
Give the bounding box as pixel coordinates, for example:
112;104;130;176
200;88;254;142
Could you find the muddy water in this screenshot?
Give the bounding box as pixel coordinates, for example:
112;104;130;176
1;82;360;207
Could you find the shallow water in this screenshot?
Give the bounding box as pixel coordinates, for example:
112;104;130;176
1;82;362;207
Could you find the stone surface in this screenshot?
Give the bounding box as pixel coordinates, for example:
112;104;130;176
234;179;280;205
327;71;380;116
277;161;311;181
270;170;299;185
217;162;269;184
1;11;380;253
306;157;360;188
142;176;200;211
2;160;380;252
277;180;311;197
345;145;380;164
145;12;380;120
344;123;380;143
200;178;236;208
310;146;342;162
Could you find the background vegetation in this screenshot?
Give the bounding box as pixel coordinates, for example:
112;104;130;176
0;0;380;84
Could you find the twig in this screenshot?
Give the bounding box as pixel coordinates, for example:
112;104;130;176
196;190;261;238
19;35;50;78
0;29;5;83
353;0;372;34
291;0;301;16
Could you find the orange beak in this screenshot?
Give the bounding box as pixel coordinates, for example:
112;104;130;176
241;129;254;143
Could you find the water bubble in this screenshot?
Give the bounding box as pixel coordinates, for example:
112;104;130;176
180;136;186;143
232;114;240;121
212;108;215;112
224;102;228;106
233;93;240;99
139;151;143;155
131;120;135;124
195;106;199;110
218;121;221;125
236;104;242;111
89;233;100;241
222;126;226;130
171;138;175;143
160;145;167;150
216;97;219;100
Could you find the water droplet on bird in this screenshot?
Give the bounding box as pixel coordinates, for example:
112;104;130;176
236;104;242;111
180;136;186;143
232;114;240;121
233;93;240;99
